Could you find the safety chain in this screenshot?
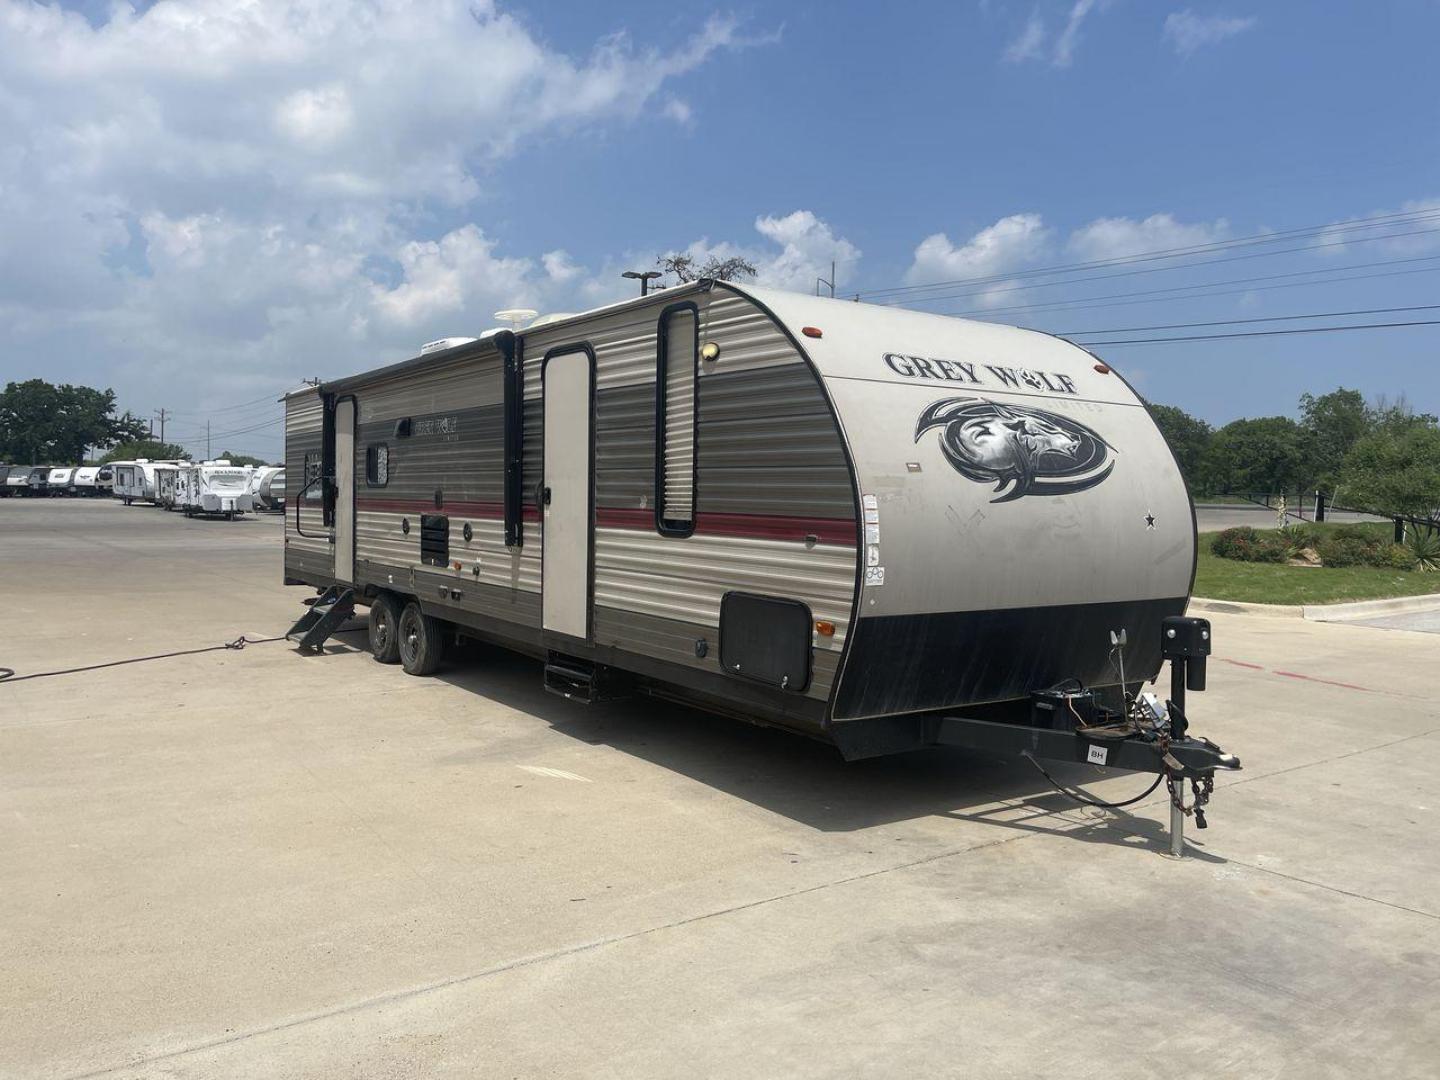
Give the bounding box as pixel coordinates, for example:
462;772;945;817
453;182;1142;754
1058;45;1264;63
1165;771;1214;830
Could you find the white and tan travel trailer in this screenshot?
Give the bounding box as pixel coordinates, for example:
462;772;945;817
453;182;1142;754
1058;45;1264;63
154;465;180;509
176;461;254;517
283;282;1236;791
111;459;182;505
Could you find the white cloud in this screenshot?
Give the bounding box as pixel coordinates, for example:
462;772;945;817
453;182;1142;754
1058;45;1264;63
1000;0;1111;69
1067;212;1230;261
1003;11;1046;63
1053;0;1101;68
907;213;1050;280
902;210;1231;306
1162;10;1258;56
1312;197;1440;258
665;211;862;295
0;0;765;451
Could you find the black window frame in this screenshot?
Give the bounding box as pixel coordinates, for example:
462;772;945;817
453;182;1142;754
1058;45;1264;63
365;443;390;487
654;301;700;538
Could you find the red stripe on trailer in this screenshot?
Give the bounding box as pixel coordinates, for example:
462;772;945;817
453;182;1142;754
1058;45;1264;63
354;497;854;543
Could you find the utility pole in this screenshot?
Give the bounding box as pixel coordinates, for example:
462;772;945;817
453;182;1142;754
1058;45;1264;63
206;420;211;460
153;408;169;444
815;260;836;298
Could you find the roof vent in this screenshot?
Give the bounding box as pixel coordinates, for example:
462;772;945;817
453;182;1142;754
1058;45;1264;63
494;308;539;330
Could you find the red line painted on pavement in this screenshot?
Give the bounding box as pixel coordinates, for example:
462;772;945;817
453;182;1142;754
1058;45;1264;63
1217;657;1264;670
1272;670;1376;693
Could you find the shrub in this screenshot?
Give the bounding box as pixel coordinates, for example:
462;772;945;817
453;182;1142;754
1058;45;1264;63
1372;543;1419;571
1317;537;1374;568
1212;527;1259;560
1331;524;1383;546
1283;525;1321;553
1407;528;1440;571
1249;533;1292;563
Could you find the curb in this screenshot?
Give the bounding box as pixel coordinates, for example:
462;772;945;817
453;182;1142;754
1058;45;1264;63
1189;598;1303;618
1304;594;1440;621
1190;594;1440;621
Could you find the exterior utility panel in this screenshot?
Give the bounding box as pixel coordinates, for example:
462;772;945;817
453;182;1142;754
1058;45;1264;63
284;283;1193;755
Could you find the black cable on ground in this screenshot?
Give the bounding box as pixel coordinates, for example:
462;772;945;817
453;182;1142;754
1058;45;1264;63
0;628;364;684
1023;751;1165;810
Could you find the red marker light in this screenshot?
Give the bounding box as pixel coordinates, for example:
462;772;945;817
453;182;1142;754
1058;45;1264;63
1093;362;1111;374
802;326;823;339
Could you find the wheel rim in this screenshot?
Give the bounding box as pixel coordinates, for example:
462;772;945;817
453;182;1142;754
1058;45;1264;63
373;609;391;654
399;610;420;664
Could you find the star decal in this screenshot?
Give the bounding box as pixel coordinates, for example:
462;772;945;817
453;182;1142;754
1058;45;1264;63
1145;512;1156;530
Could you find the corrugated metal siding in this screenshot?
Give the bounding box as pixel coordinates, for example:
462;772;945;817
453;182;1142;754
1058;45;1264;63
284;389;330;581
348;345;543;623
524;290;858;705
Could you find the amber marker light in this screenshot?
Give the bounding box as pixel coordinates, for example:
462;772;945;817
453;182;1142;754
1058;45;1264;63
815;620;836;637
802;326;823;338
700;341;721;361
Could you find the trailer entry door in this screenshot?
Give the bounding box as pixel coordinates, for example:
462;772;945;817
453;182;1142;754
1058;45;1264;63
542;346;593;640
334;397;356;584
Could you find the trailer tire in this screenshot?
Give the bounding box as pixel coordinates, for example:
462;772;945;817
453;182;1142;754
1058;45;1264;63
397;601;444;676
368;594;403;665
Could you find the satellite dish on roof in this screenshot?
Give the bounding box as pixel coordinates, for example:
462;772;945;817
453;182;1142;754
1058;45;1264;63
494;308;538;330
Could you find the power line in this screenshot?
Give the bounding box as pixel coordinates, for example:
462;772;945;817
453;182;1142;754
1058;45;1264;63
857;205;1440;300
871;221;1440;310
1058;303;1440;338
939;255;1440;321
1074;319;1440;346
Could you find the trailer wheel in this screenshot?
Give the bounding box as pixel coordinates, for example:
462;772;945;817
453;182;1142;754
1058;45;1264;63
368;594;403;665
397;601;444;676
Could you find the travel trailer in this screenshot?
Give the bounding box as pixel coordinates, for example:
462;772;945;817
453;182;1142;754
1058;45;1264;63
176;461;254;518
154;465;180;509
45;467;76;495
23;466;52;496
71;466;101;495
250;465;286;510
111;459;183;505
0;465;18;496
281;282;1236;820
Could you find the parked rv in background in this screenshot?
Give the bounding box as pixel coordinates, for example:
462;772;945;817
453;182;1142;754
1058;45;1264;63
24;467;52;496
176;461;254;518
111;459;183;505
155;466;180;510
0;465;20;495
46;468;76;495
71;467;103;496
251;466;286;511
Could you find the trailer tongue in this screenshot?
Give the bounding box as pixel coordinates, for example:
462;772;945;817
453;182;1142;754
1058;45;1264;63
910;615;1240;857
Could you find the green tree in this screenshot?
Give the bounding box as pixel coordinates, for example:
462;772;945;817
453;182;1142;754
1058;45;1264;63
0;379;147;464
1144;401;1212;490
1336;419;1440;521
1299;387;1369;490
216;450;272;467
99;440;191;464
1200;416;1310;495
656;252;758;284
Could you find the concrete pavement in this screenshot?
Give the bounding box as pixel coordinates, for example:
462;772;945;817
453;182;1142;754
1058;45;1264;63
2;500;1438;1078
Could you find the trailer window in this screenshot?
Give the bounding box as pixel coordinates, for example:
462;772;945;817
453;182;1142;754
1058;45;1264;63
655;304;698;536
303;452;323;500
365;444;389;486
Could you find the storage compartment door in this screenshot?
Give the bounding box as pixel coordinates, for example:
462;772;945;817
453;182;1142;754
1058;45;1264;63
541;348;593;640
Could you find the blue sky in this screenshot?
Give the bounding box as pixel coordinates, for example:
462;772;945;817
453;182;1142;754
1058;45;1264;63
1;1;1437;460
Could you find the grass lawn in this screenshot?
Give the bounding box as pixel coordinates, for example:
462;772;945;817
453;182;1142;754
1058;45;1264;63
1193;524;1440;605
